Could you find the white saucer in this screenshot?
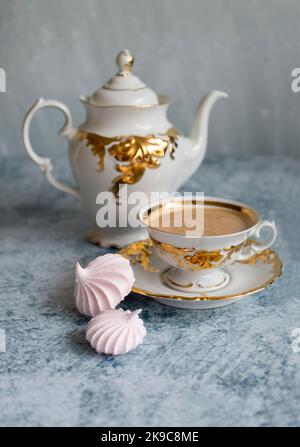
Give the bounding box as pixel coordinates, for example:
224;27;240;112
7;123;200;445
120;240;282;310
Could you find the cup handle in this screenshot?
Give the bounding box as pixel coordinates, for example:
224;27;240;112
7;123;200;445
22;98;80;199
237;220;277;261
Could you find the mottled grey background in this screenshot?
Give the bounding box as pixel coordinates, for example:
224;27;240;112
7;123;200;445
1;0;300;160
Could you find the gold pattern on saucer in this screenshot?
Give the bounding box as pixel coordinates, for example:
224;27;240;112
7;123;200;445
150;237;246;270
119;239;282;301
239;248;274;265
134;256;282;301
164;270;229;290
76;128;180;197
167;278;193;288
119;239;158;272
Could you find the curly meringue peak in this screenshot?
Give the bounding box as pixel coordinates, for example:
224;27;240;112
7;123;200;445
74;254;135;316
86;308;147;355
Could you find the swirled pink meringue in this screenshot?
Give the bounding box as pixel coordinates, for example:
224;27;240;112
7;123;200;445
86;308;147;355
74;254;134;316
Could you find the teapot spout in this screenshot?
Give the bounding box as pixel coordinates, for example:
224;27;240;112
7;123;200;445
190;90;228;163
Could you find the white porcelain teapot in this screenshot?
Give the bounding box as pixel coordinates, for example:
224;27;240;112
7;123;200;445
23;50;228;247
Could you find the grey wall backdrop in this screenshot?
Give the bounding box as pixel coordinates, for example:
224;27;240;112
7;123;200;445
1;0;300;160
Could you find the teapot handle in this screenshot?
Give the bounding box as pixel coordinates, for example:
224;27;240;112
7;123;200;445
22;98;80;199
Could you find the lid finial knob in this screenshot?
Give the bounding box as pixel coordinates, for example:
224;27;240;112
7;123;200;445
116;49;134;76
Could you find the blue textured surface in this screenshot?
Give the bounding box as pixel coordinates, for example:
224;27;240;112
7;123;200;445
0;154;300;427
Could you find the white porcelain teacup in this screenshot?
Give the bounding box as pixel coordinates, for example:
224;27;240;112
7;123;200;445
139;196;277;293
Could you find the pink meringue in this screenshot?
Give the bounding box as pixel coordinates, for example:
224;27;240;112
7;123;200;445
74;254;134;316
86;309;147;355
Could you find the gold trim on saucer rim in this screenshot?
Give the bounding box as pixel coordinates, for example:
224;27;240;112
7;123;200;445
120;239;282;301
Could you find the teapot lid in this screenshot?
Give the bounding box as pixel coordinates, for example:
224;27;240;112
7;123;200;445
85;50;159;107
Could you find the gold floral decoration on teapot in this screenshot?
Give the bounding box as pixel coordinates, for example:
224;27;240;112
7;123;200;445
76;128;180;196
